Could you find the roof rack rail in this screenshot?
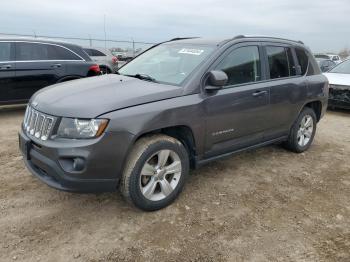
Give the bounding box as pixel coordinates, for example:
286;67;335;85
169;37;200;41
232;35;304;45
232;35;245;40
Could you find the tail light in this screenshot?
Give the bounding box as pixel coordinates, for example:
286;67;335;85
89;64;100;74
112;56;118;64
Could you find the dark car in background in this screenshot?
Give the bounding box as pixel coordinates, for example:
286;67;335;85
19;36;328;211
83;47;118;74
0;38;101;105
316;58;336;72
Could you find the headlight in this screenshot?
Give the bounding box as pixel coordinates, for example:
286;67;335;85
56;118;109;139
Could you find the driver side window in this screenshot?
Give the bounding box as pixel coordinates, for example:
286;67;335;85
215;46;261;87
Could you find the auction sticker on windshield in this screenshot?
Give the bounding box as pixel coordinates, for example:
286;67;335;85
178;48;204;55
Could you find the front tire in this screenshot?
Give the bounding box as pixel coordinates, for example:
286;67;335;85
120;134;189;211
284;107;317;153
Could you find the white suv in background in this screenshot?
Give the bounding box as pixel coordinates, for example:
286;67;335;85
315;53;342;64
328;54;342;64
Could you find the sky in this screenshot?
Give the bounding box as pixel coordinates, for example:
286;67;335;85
1;0;349;53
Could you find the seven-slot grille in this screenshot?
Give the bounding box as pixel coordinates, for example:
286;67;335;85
23;106;56;141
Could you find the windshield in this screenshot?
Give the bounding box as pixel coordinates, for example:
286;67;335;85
329;59;350;74
118;43;215;85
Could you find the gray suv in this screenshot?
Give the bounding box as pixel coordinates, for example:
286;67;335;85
19;36;329;211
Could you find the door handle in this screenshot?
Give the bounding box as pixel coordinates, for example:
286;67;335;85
51;64;62;68
252;90;268;97
0;65;12;70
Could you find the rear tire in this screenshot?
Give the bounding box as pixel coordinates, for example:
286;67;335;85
120;134;189;211
283;107;317;153
100;66;111;75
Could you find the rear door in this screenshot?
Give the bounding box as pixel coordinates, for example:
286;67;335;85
203;43;272;157
261;43;307;140
0;41;16;104
13;42;66;101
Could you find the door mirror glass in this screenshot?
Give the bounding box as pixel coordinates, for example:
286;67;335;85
205;70;228;91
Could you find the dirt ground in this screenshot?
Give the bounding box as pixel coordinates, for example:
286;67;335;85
0;108;349;262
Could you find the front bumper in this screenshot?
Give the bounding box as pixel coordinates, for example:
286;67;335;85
329;86;350;109
19;129;134;193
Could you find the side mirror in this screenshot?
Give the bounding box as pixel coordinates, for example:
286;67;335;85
205;70;228;91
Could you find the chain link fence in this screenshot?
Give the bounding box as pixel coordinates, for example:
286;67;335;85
0;32;157;57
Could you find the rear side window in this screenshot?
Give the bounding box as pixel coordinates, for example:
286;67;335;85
16;42;81;61
215;46;261;86
309;56;322;75
84;48;106;56
16;42;48;61
295;48;309;75
0;42;11;61
47;45;81;60
266;46;296;79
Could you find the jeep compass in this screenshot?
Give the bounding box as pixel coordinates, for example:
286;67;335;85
19;36;329;211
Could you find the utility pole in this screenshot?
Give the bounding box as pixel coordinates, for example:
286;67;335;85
103;15;108;74
104;15;107;50
132;37;135;57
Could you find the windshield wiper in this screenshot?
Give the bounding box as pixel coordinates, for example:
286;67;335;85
124;73;158;83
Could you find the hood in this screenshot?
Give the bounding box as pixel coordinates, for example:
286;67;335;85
31;74;183;118
323;73;350;88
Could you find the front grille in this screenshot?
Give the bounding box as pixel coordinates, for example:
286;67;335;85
23;106;56;141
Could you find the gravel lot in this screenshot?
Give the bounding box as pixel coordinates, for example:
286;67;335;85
0;108;349;262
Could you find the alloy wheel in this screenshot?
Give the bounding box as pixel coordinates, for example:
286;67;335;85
297;115;314;147
139;149;182;201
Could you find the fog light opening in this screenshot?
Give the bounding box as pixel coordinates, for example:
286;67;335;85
73;158;85;171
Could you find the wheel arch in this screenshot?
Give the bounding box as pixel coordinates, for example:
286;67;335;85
303;100;322;122
133;125;197;169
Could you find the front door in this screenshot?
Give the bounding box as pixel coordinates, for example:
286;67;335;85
203;44;271;158
0;41;16;104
